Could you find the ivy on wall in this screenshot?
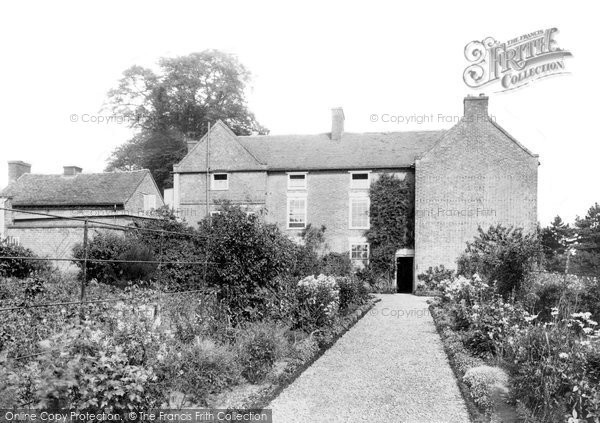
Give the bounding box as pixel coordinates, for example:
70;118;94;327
364;173;414;282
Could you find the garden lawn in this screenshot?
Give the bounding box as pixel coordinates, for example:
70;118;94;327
269;294;470;423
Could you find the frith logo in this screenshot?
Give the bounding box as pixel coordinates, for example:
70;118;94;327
463;28;572;92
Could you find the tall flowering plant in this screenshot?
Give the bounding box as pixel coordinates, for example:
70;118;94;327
294;275;340;331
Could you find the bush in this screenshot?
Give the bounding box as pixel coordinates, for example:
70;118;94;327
457;225;541;298
507;319;600;423
417;265;455;291
198;204;299;323
0;238;46;278
320;252;353;276
527;272;600;323
162;338;240;405
72;232;157;286
293;275;339;331
1;324;167;411
236;321;289;384
337;276;368;312
463;365;508;413
454;350;486;375
128;207;205;289
463;297;529;358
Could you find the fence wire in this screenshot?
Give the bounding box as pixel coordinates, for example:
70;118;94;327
0;205;220;314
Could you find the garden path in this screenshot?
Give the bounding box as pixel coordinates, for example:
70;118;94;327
269;294;470;423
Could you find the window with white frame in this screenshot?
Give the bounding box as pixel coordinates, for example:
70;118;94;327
143;194;157;211
287;197;307;229
211;173;229;190
210;210;221;217
287;172;307;190
350;171;370;189
349;195;370;229
350;243;369;266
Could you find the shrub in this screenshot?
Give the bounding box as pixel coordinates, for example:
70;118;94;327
289;335;320;364
463;297;529;358
417;265;455;291
73;232;157;286
527;272;600;323
236;321;289;384
337;276;367;312
293;275;340;331
437;274;491;305
463;365;508;413
163;338;240;405
0;238;46;278
454;350;486;375
129;207;206;289
320;252;353;276
508;323;600;422
198;204;299;323
2;324;167;411
457;225;541;298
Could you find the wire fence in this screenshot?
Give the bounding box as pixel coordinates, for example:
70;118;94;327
0;205;218;316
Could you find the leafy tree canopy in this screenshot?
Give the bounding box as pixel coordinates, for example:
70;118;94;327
105;50;268;190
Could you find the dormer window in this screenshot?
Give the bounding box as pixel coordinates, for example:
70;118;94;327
350;171;370;189
287;172;307;190
211;173;229;190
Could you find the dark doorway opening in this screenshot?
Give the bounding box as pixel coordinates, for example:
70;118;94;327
396;257;413;293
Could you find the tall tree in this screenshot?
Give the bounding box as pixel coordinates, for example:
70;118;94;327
571;203;600;276
540;215;574;272
105;50;268;190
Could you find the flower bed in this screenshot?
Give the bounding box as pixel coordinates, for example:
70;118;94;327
428;272;600;423
0;272;373;411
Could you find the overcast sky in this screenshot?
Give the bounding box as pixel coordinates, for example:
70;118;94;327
0;0;596;225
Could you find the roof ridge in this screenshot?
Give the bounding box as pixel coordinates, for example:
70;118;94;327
238;129;447;138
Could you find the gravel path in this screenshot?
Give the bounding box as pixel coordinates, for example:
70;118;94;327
269;294;470;423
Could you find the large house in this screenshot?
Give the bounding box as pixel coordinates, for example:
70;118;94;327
173;94;538;292
0;165;164;265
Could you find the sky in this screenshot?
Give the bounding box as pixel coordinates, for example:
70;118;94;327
0;0;596;226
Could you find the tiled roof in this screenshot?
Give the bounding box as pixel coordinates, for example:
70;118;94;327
237;130;444;171
0;170;150;206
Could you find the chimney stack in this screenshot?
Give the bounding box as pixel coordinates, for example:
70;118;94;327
63;166;82;176
331;107;345;141
184;135;198;152
463;93;489;121
8;161;31;183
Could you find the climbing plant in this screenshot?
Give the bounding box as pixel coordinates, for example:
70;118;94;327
364;173;414;283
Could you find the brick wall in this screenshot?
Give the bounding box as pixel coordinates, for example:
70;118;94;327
264;170;412;252
125;172;165;213
177;171;267;225
414;97;538;280
177;168;413;253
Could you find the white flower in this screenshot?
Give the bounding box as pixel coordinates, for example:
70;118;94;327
551;307;559;316
524;313;539;322
559;352;569;359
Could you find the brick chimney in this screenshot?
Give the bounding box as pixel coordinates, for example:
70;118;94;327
464;93;489;121
8;161;31;183
184;135;198;152
63;166;82;176
331;107;345;141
